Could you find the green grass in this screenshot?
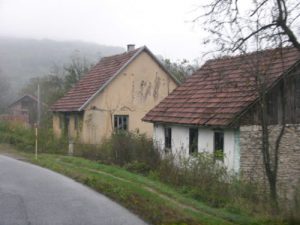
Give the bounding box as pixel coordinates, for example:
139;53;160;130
0;144;280;225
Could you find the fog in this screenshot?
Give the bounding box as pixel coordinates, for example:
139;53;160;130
0;0;203;61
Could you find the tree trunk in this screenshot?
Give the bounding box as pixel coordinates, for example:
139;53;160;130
260;92;279;209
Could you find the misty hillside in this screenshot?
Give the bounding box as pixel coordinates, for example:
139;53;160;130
0;37;124;91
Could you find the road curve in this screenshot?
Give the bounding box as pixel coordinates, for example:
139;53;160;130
0;155;148;225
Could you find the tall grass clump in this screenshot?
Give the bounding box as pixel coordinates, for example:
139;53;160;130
0;121;68;154
74;131;160;174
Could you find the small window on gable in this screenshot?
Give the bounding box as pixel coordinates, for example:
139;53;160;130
214;131;224;161
114;115;129;131
189;128;198;154
164;127;172;150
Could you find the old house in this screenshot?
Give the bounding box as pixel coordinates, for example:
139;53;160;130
5;94;43;126
51;45;179;144
143;47;300;194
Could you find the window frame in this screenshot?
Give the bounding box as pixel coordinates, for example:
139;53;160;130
214;131;224;161
189;127;198;154
164;127;172;151
114;115;129;131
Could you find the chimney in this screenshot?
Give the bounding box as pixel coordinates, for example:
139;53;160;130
127;44;135;52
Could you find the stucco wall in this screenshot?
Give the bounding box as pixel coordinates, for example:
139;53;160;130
153;124;240;172
78;51;177;144
52;113;62;138
240;125;300;198
52;112;82;140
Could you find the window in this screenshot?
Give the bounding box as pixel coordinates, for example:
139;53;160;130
189;128;198;154
214;131;224;161
164;127;172;150
114;115;129;131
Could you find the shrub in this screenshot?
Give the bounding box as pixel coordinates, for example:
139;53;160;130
74;131;161;171
157;153;233;207
0;121;68;154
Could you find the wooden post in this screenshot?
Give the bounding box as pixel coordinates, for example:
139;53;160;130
68;139;74;156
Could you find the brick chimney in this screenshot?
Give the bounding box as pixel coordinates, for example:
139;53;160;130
127;44;135;52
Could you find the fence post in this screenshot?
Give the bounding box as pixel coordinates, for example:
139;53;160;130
68;139;74;156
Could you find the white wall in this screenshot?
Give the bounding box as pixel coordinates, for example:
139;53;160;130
198;128;214;153
153;124;240;173
172;126;189;156
153;124;164;151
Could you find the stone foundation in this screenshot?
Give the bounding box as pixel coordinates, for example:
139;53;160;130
240;124;300;199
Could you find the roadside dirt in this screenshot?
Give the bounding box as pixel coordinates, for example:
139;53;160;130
0;144;29;161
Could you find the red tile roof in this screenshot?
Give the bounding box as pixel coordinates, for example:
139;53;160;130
51;46;179;112
51;48;141;111
9;94;47;107
143;47;300;126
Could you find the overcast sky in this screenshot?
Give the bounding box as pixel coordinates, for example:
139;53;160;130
0;0;204;61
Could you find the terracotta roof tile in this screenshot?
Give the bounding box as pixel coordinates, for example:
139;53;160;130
143;47;300;126
51;48;142;111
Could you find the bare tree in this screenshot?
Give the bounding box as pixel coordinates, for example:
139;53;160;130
162;58;198;83
197;0;300;53
197;0;300;207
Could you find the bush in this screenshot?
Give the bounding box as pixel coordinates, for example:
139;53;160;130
73;132;268;210
157;153;232;207
0;121;68;154
74;131;161;171
124;161;151;175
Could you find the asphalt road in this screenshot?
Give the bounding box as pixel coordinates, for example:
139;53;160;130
0;155;148;225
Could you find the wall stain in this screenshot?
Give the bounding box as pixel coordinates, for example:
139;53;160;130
153;74;161;100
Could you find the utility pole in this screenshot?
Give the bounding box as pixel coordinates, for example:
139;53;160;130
35;84;40;160
37;84;40;126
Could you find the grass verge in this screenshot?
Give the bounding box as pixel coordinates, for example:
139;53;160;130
0;144;269;225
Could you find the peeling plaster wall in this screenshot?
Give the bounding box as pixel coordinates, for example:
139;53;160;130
153;124;240;172
79;51;177;144
53;112;81;140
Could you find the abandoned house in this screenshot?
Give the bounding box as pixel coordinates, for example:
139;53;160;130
3;94;44;126
51;45;179;144
143;47;300;195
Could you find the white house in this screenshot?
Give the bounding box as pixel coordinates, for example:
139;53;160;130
143;46;300;198
152;125;240;172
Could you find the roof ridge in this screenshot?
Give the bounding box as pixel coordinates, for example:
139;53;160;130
206;46;296;64
143;47;300;127
101;47;143;60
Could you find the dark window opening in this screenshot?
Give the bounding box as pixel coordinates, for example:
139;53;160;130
60;113;70;137
189;128;198;154
114;115;129;131
164;127;172;150
214;131;224;161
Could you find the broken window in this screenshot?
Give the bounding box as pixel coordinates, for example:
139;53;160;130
114;115;129;131
189;128;198;154
164;127;172;150
214;131;224;161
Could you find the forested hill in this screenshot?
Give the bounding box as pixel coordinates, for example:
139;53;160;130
0;37;124;91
